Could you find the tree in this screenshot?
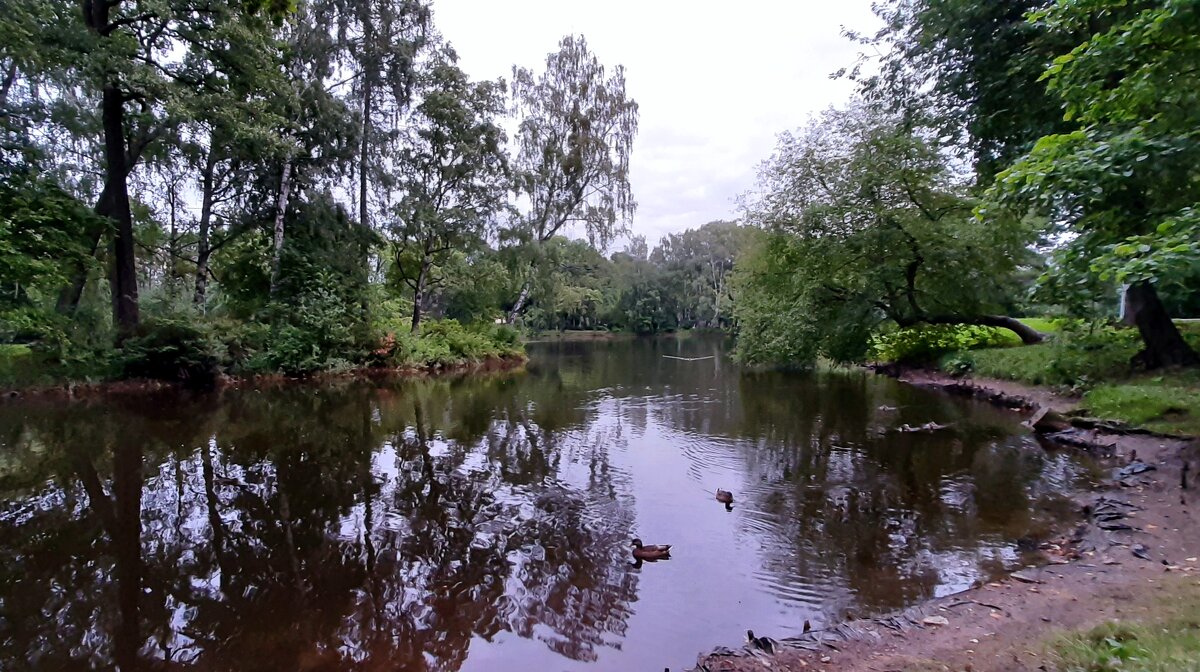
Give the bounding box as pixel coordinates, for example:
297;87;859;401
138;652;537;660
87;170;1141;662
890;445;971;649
848;0;1076;184
305;0;430;234
988;0;1200;368
734;103;1042;366
12;0;293;337
653;221;752;329
505;35;639;322
389;55;508;333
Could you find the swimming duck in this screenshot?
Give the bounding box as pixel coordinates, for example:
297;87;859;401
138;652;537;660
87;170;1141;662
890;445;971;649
746;630;774;654
715;488;734;504
631;538;671;560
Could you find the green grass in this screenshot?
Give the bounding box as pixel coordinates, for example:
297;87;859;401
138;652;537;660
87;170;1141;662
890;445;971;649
935;320;1200;434
1083;370;1200;435
1050;581;1200;672
1019;317;1064;334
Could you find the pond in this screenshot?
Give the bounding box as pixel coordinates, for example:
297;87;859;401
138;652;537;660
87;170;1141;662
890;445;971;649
0;336;1094;671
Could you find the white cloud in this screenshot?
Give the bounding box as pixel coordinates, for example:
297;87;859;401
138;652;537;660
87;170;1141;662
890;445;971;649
432;0;880;243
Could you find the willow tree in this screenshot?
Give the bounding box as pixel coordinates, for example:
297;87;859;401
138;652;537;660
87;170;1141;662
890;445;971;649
389;55;508;333
985;0;1199;369
733;103;1042;366
505;35;639;322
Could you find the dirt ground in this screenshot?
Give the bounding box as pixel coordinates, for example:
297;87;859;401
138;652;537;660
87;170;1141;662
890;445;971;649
693;375;1200;672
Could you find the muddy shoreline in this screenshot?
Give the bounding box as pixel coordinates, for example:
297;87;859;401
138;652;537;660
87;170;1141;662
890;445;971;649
0;353;527;404
692;366;1198;672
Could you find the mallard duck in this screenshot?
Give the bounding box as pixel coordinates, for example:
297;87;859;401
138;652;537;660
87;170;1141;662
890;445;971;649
715;488;734;504
631;538;671;560
746;630;774;654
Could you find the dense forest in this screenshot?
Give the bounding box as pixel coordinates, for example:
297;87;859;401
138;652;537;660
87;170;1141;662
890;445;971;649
2;0;1199;389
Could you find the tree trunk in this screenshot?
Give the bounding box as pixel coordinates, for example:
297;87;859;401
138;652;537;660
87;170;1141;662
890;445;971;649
506;277;532;324
1124;280;1199;369
102;84;139;338
193;151;216;308
0;60;17;109
359;72;372;232
167;181;178;297
268;159;294;297
915;314;1046;345
410;256;429;334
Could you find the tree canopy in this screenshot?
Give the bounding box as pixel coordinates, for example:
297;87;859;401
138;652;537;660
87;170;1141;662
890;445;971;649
733;104;1042;366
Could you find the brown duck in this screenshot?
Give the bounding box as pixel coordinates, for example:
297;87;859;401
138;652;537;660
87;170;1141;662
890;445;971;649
631;538;671;560
715;489;734;504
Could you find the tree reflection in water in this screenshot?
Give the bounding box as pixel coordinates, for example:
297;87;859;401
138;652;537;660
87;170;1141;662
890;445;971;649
0;337;1093;671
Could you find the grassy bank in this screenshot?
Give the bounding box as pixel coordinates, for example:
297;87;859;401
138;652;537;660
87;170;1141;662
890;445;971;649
0;317;524;391
1049;580;1200;671
872;319;1200;435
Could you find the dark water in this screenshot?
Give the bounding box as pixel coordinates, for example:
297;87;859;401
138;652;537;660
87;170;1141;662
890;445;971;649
0;337;1094;671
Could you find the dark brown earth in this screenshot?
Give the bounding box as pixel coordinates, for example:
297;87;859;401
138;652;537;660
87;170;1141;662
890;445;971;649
694;374;1200;672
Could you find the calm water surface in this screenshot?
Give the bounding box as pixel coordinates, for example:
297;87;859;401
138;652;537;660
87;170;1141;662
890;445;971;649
0;337;1093;671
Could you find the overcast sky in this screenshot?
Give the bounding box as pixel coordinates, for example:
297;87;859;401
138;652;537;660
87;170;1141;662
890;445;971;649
431;0;881;246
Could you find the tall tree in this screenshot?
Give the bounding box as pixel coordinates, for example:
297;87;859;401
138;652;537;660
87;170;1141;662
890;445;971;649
734;103;1042;366
505;35;639;322
389;55;508;333
849;0;1076;183
17;0;292;336
989;0;1200;368
653;221;751;329
309;0;430;233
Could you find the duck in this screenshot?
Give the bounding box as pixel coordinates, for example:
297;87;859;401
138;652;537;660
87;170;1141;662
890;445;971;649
631;538;671;560
715;488;734;505
746;630;774;654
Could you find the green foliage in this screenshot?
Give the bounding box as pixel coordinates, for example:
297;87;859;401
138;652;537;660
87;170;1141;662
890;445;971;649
730;233;821;367
374;320;522;368
733;104;1035;367
952;321;1200;388
871;324;1020;364
987;0;1200;362
121;317;222;386
851;0;1077;183
261;274;367;375
0;170;101;303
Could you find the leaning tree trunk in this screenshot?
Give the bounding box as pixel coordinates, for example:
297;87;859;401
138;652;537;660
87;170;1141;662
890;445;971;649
1124;280;1199;369
506;279;532;324
918;314;1046;345
268;160;294;297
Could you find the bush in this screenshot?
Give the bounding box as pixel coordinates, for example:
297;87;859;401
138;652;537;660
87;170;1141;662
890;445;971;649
260;272;372;375
121;317;222;386
871;324;1020;364
370;319;523;369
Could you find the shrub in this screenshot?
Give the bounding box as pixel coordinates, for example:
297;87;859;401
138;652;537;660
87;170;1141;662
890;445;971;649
121;317;222;386
871;324;1020;364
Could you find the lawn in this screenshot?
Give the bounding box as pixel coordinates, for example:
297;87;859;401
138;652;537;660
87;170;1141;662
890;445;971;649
1049;579;1200;671
938;320;1200;435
